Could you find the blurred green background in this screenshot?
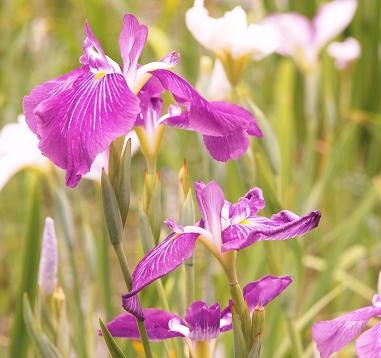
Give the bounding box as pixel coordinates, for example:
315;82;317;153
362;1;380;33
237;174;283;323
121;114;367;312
1;0;381;357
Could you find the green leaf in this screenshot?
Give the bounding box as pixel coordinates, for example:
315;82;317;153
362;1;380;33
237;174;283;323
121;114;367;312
23;294;61;358
9;176;42;358
232;307;248;358
99;318;127;358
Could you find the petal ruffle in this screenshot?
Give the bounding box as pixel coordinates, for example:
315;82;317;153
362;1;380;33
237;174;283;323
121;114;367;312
124;233;199;298
356;322;381;358
243;275;292;312
312;306;381;358
244;187;265;216
222;210;321;251
107;309;184;341
31;69;140;187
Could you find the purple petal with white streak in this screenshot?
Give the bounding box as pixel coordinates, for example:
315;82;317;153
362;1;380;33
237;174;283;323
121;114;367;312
151;70;251;137
222;210;321;251
80;22;118;73
31;69;140;187
119;14;148;84
229;198;251;225
124;233;199;298
122;295;144;321
23;67;86;133
194;181;224;241
356;322;381;358
106;309;184;340
185;301;221;341
312;306;381;358
243;275;292;312
244;187;265;216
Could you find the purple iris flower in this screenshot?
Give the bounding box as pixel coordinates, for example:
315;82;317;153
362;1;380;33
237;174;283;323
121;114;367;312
23;14;262;187
122;180;320;303
312;293;381;357
107;275;291;342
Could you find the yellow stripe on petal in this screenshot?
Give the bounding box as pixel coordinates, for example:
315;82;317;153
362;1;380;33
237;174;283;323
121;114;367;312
95;72;106;80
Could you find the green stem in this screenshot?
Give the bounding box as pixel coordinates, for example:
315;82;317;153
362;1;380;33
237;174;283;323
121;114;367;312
113;243;153;358
67;245;88;358
184;257;195;308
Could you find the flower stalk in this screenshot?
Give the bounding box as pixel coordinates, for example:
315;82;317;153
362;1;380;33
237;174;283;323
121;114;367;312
101;158;153;358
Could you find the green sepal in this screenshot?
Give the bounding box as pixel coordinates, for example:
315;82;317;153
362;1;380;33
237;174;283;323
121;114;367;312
232;307;248;358
109;138;131;226
101;170;123;246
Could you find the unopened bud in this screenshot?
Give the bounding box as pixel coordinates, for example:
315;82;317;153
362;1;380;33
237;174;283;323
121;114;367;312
38;217;58;296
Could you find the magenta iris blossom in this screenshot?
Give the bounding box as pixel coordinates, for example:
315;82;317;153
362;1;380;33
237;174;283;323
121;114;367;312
23;14;262;187
107;275;291;341
122;180;320;303
312;293;381;357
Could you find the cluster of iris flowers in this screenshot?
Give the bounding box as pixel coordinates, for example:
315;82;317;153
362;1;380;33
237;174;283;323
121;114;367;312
20;0;377;357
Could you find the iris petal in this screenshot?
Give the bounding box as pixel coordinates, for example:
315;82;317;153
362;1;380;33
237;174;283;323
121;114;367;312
312;306;381;358
106;309;184;340
222;210;321;251
124;232;199;298
32;70;139;187
356;322;381;358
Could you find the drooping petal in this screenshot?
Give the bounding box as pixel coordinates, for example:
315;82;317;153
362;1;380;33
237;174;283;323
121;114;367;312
122;295;144;321
203;129;250;162
356;322;381;358
243;275;292;312
222;210;321;251
107;309;184;341
32;69;140;187
38;217;58;296
124;233;199;298
118;14;148;86
194;181;224;246
313;0;358;51
244;187;265;216
185;301;221;341
151;70;252;137
312;306;381;358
